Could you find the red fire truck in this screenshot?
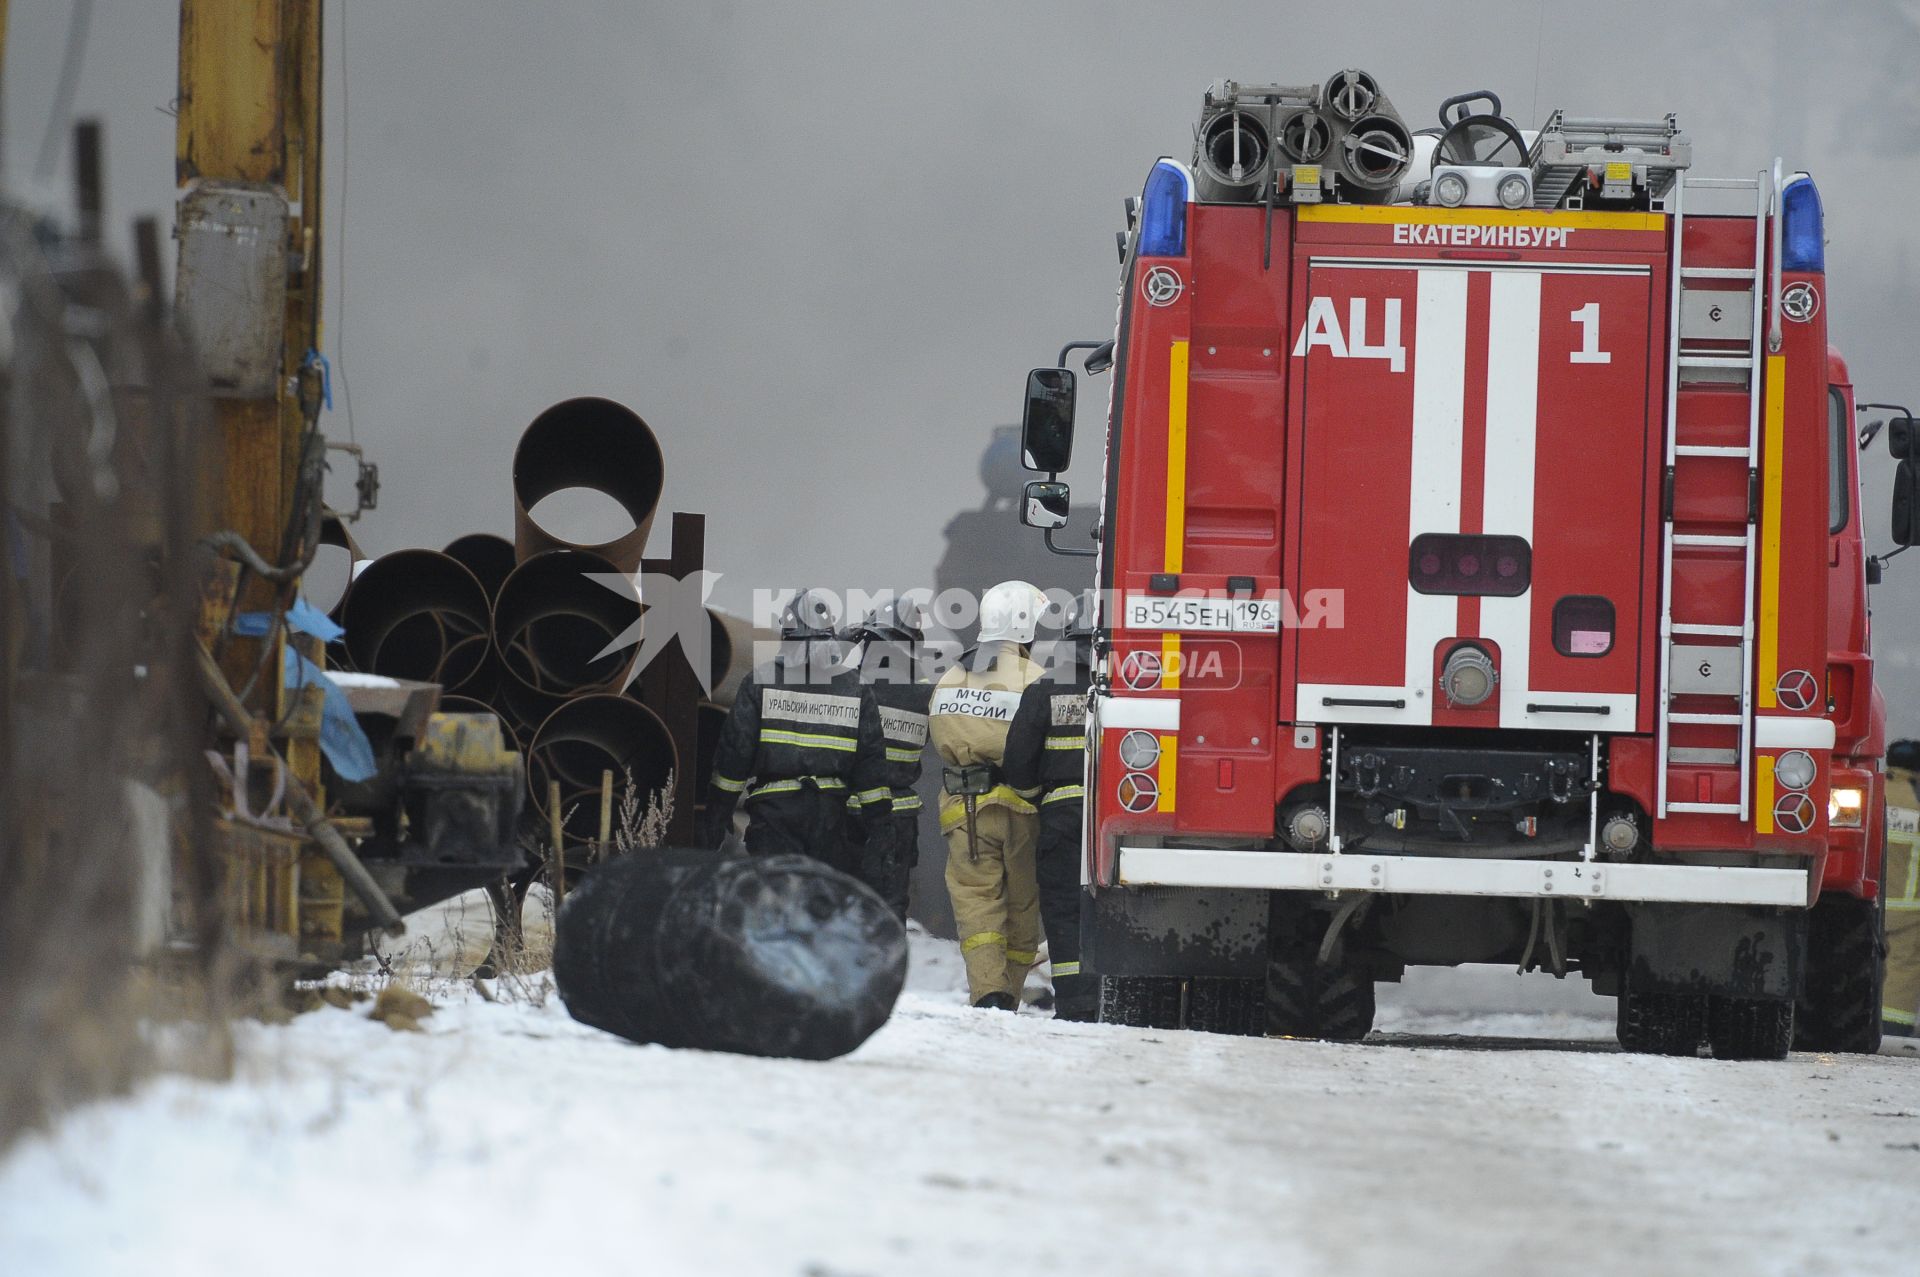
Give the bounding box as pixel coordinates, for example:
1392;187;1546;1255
1016;75;1916;1059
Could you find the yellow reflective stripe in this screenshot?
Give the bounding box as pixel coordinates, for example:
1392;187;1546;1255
853;787;891;807
1756;755;1776;834
1885;1007;1917;1025
1157;734;1177;813
1165;340;1189;572
961;931;1007;954
1758;353;1785;707
760;728;857;752
1298;204;1664;232
1042;784;1085;804
886;746;922;762
1889;899;1920;912
938;784;1038;830
712;774;748;794
891;794;922;812
1044;737;1083;750
747;776;847;800
1007;948;1039;964
1162;632;1181;692
1052;960;1081;976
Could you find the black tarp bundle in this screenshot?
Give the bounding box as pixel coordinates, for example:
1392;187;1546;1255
554;848;908;1060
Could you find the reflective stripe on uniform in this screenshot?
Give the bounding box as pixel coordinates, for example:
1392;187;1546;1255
712;774;748;794
886;746;922;763
1042;784;1085;804
747;776;847;801
1044;736;1083;750
1889;1007;1917;1026
759;728;857;752
1052;960;1081;976
961;931;1007;953
1006;948;1038;964
938;784;1038;830
891;792;922;812
853;786;891;808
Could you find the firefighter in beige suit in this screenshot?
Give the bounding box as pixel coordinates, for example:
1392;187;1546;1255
930;581;1047;1009
1884;743;1920;1038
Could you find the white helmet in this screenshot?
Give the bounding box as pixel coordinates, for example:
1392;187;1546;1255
978;579;1043;645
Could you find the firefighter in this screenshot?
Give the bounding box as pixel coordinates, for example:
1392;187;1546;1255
701;589;895;886
929;579;1047;1009
844;597;933;921
1003;595;1095;1021
1885;740;1920;1038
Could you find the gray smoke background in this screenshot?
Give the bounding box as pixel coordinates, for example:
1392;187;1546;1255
7;0;1920;726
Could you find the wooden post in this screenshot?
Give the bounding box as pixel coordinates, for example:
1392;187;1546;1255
638;512;705;846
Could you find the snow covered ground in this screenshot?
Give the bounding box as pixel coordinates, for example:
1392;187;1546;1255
3;930;1916;1277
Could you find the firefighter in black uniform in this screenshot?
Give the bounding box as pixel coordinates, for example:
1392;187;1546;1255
700;589;895;886
845;598;933;921
1002;598;1095;1020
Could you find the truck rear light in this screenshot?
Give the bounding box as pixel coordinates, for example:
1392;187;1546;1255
1829;786;1864;828
1781;174;1824;273
1138;159;1193;258
1117;772;1158;814
1774;749;1816;792
1409;533;1531;596
1118;730;1161;771
1773;792;1816;835
1440;643;1498;707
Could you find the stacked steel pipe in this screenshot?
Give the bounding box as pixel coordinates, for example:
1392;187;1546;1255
327;397;709;846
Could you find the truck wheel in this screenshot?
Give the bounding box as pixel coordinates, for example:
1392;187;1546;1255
1098;976;1184;1029
1186;977;1264;1036
1795;893;1886;1055
1707;996;1794;1060
1615;980;1705;1056
1265;910;1376;1042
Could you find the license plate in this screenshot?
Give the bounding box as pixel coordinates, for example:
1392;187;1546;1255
1123;593;1279;633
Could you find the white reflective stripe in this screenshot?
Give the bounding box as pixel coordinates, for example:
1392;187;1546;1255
877;705;928;746
1506;692;1637;729
1097;696;1179;731
1117;846;1809;907
761;688;862;729
1296;682;1424;726
930;686;1024;721
1403;268;1469;728
1482;270;1542;730
1753;715;1837;750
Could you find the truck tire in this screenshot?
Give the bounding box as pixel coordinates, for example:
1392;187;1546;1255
1265;907;1376;1041
1186;977;1264;1036
1615;980;1705;1056
1098;975;1184;1029
1795;892;1886;1055
1707;996;1795;1060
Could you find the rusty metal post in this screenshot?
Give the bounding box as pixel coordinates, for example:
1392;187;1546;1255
548;779;566;912
598;768;615;860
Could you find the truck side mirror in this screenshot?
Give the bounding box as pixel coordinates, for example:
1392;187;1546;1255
1893;458;1920;546
1890;416;1919;460
1021;368;1076;472
1021;480;1072;530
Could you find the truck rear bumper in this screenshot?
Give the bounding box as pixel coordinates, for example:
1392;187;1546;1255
1116;846;1808;907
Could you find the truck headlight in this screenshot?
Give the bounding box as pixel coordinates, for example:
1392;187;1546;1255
1497;172;1531;209
1829;786;1864;828
1774;749;1816;792
1432;171;1469;208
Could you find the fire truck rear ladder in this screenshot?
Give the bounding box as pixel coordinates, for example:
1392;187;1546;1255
1655;170;1773;819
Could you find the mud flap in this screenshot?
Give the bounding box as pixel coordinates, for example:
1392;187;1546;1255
1081;885;1269;979
1628;903;1806;1001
